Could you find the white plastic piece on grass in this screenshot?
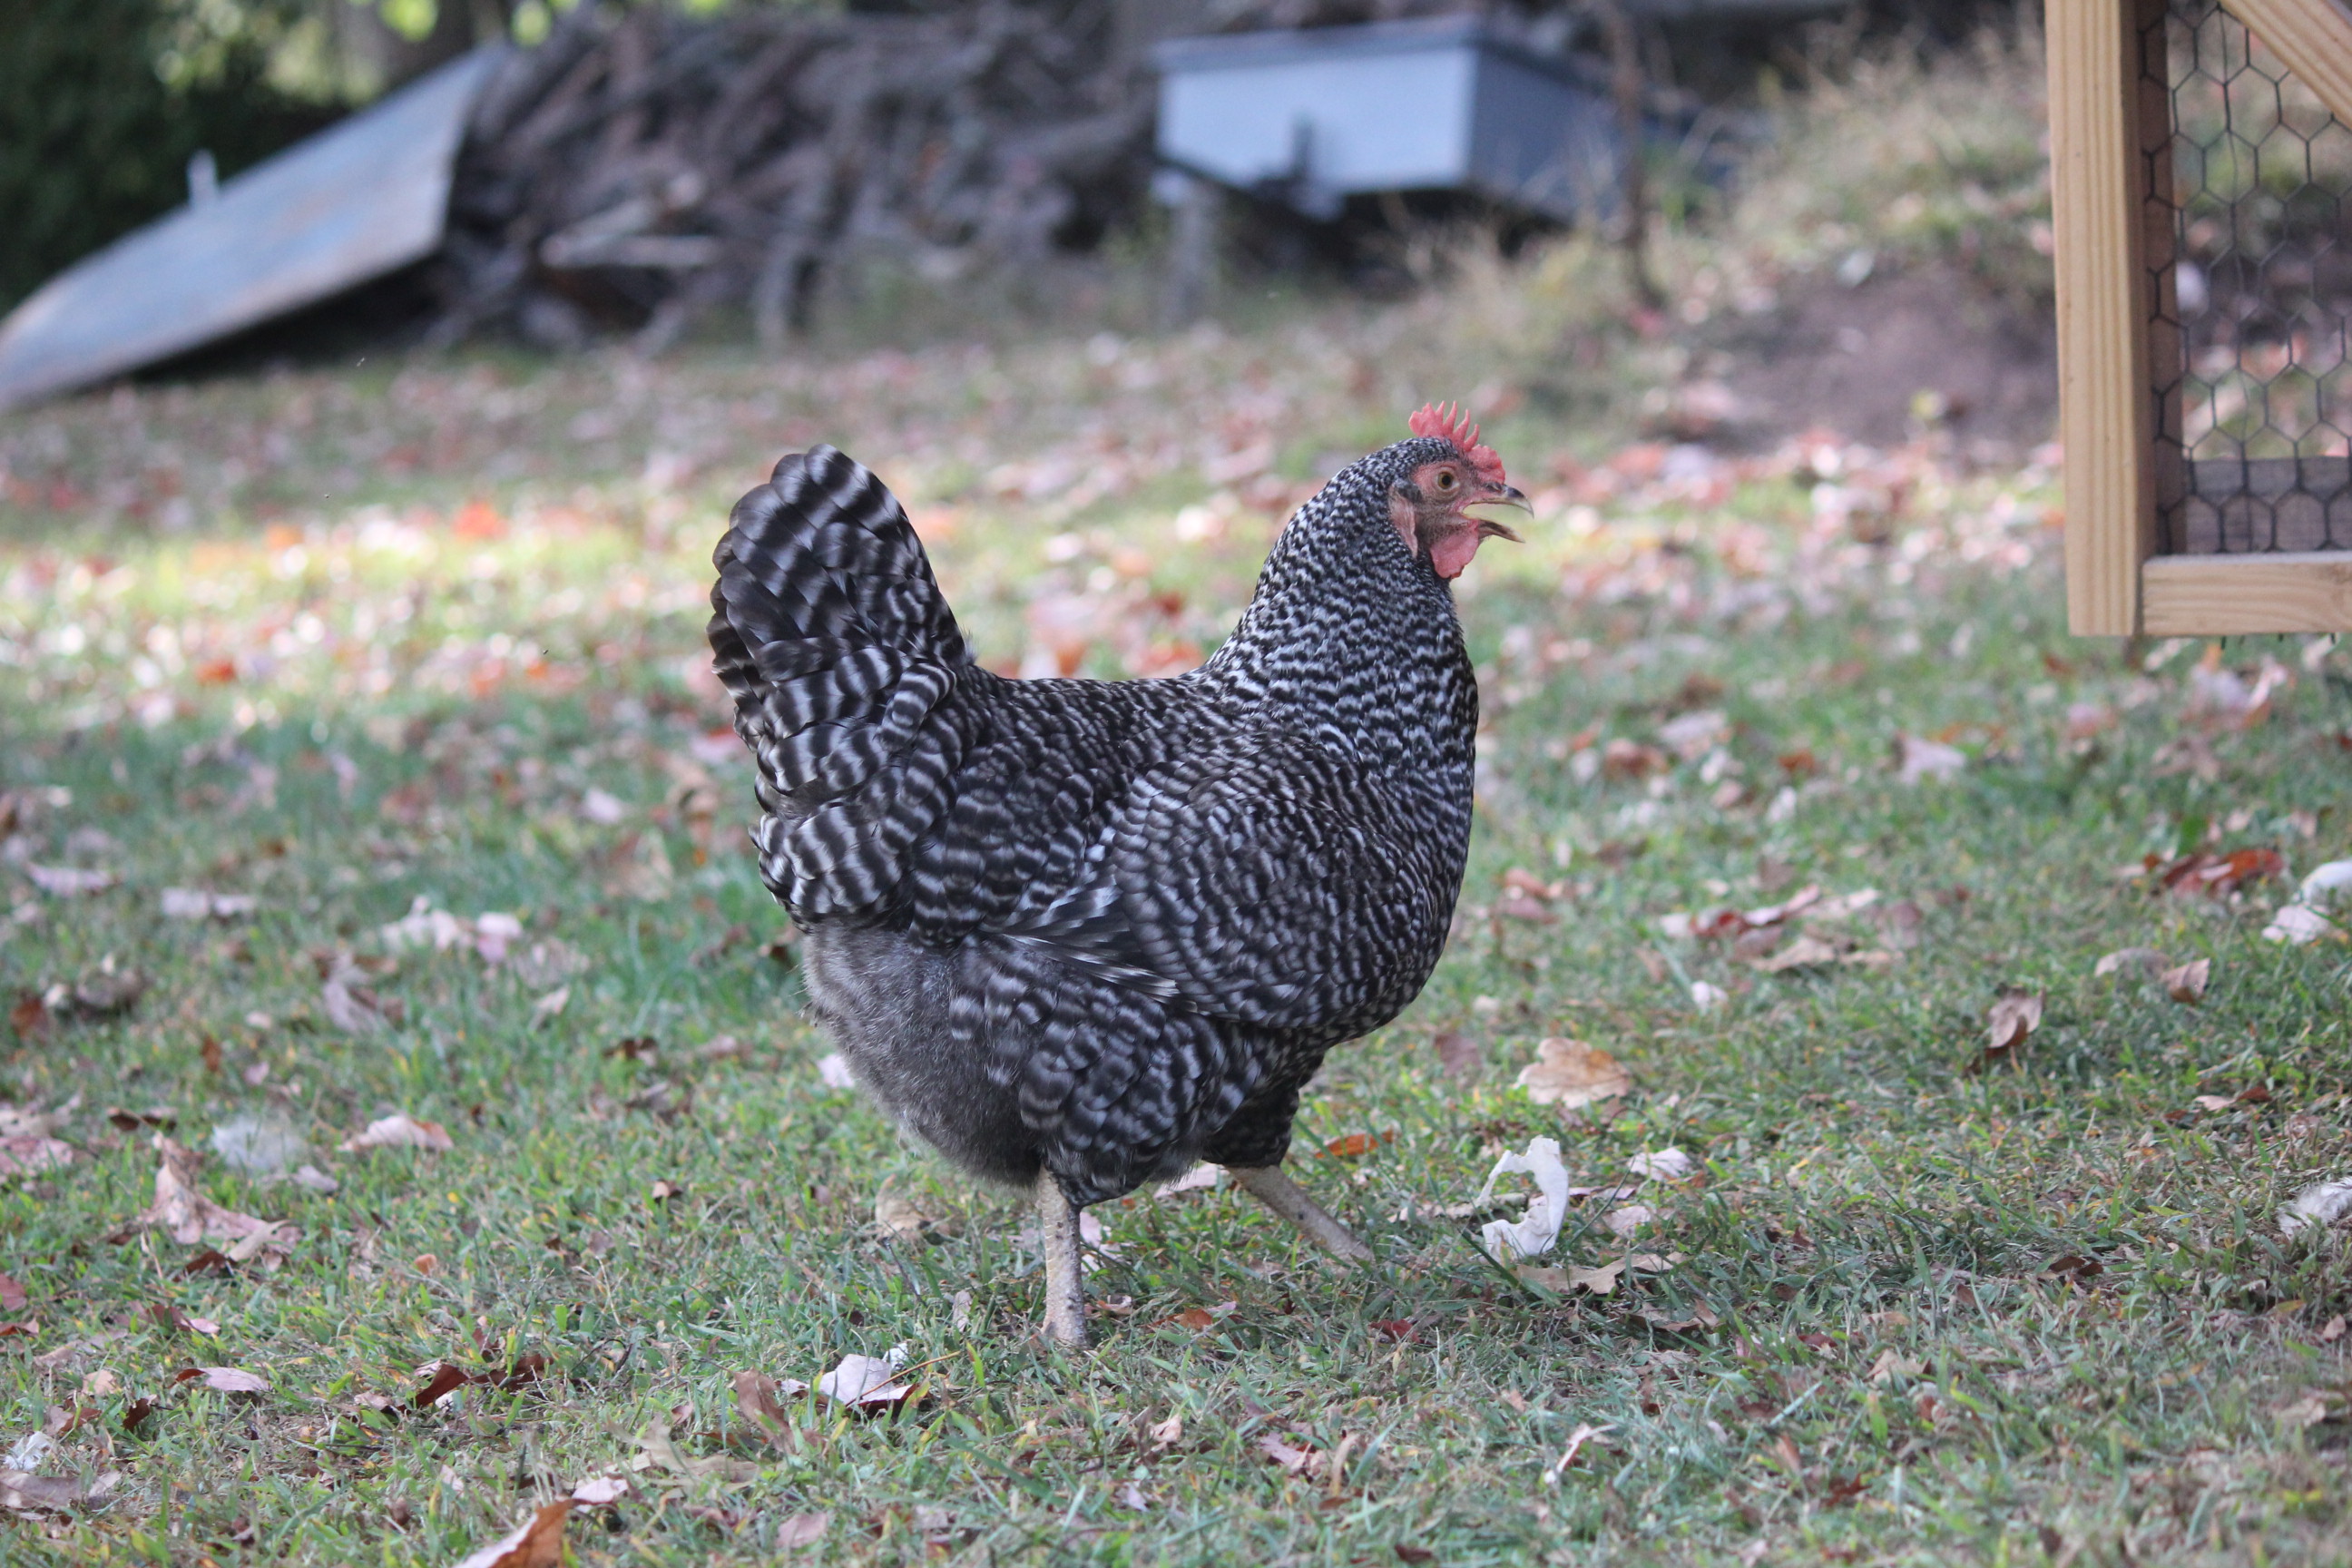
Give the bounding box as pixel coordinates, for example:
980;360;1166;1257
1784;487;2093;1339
2281;1178;2352;1239
817;1052;856;1089
2266;858;2352;945
1475;1137;1570;1262
2;1431;56;1472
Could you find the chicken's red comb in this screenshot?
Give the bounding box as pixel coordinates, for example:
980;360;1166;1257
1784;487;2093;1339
1408;402;1506;486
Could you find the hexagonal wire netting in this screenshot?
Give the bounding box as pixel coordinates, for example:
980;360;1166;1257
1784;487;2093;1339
2149;0;2352;553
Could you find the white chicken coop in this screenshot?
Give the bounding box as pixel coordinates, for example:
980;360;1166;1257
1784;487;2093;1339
1152;17;1621;223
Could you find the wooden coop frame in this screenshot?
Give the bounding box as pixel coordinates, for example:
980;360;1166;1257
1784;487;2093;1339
2052;0;2352;633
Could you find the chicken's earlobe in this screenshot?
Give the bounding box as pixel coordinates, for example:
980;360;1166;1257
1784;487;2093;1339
1388;487;1423;561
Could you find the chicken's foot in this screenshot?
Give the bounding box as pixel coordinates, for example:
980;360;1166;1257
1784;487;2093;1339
1034;1170;1089;1348
1230;1164;1375;1263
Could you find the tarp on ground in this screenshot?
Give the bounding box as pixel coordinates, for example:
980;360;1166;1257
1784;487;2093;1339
0;48;504;413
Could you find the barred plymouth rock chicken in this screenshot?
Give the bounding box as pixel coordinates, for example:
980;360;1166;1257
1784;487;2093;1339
709;406;1524;1344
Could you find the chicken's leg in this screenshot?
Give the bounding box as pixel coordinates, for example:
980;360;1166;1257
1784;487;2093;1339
1230;1164;1375;1263
1034;1170;1089;1348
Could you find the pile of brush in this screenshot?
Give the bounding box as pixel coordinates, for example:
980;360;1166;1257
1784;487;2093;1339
433;0;1151;350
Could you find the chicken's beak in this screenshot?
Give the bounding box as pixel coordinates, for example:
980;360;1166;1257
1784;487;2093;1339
1469;482;1530;543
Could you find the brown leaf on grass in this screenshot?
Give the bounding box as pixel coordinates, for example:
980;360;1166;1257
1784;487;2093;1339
1639;1300;1721;1332
1750;935;1839;973
1601;739;1671;780
634;1420;764;1482
133;1134;294;1259
1258;1431;1325;1478
1148;1414;1183;1447
451;1500;574;1568
0;1273;23;1311
1972;988;2043;1072
340;1113;453;1153
173;1366;268;1394
1566;1259;1628;1295
773;1512;831;1548
8;993;50;1043
2162;958;2211;1004
1541;1421;1615;1482
731;1368;808;1446
0;1469;83;1513
1893;733;1966;783
149;1302;220;1335
1433;1030;1482;1079
2153;847;2284;899
815;1353;915;1411
415;1362;473;1408
2094;946;2169;978
0;1134;74;1180
1514;1038;1631;1109
648;1179;686;1203
1323;1132;1389;1159
320;975;402;1034
121;1397;154;1432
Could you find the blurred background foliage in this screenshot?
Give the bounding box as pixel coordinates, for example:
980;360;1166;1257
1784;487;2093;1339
0;0;594;312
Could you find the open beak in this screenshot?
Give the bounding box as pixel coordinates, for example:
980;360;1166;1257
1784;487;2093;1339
1469;482;1530;544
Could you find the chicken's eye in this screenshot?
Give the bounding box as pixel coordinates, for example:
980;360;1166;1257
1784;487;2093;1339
1432;469;1459;493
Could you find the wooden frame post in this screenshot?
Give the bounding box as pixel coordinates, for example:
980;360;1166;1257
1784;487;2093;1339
2053;0;2352;634
2051;0;2166;634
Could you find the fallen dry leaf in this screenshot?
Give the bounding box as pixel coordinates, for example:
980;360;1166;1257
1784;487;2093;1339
1566;1259;1627;1295
816;1351;915;1411
0;1134;74;1180
132;1134;294;1258
0;1273;23;1311
732;1368;808;1445
1323;1132;1386;1158
187;1366;269;1394
1628;1148;1694;1181
1893;733;1966;784
1867;1349;1926;1384
1604;1204;1653;1237
632;1420;764;1483
339;1113;453;1153
0;1468;82;1513
1258;1431;1324;1478
1975;987;2043;1070
1432;1029;1482;1078
24;865;116;897
1149;1414;1183;1446
2094;946;2169;978
1541;1421;1614;1482
1514;1038;1631;1109
773;1511;831;1548
1750;934;1839;973
571;1476;628;1505
452;1499;574;1568
2161;958;2211;1004
2153;847;2284;900
160;888;259;920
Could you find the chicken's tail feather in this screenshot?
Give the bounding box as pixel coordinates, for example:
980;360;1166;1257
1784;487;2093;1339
709;446;972;923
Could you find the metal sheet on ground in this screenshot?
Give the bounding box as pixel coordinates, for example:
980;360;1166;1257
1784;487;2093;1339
0;49;504;413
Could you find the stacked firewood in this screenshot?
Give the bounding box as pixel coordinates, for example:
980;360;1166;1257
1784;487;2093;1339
432;0;1152;350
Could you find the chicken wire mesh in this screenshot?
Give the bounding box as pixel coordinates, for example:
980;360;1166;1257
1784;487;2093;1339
2149;0;2352;553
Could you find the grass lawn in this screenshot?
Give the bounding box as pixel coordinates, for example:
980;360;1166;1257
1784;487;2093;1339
3;298;2351;1568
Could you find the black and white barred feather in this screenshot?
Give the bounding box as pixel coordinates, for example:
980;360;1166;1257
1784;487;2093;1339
709;437;1479;1204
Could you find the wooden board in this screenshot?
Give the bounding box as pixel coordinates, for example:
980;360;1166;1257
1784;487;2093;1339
0;49;502;413
2143;552;2352;632
2049;0;2167;635
2218;0;2352;130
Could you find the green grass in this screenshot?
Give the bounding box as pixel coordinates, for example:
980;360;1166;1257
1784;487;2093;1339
5;270;2352;1566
